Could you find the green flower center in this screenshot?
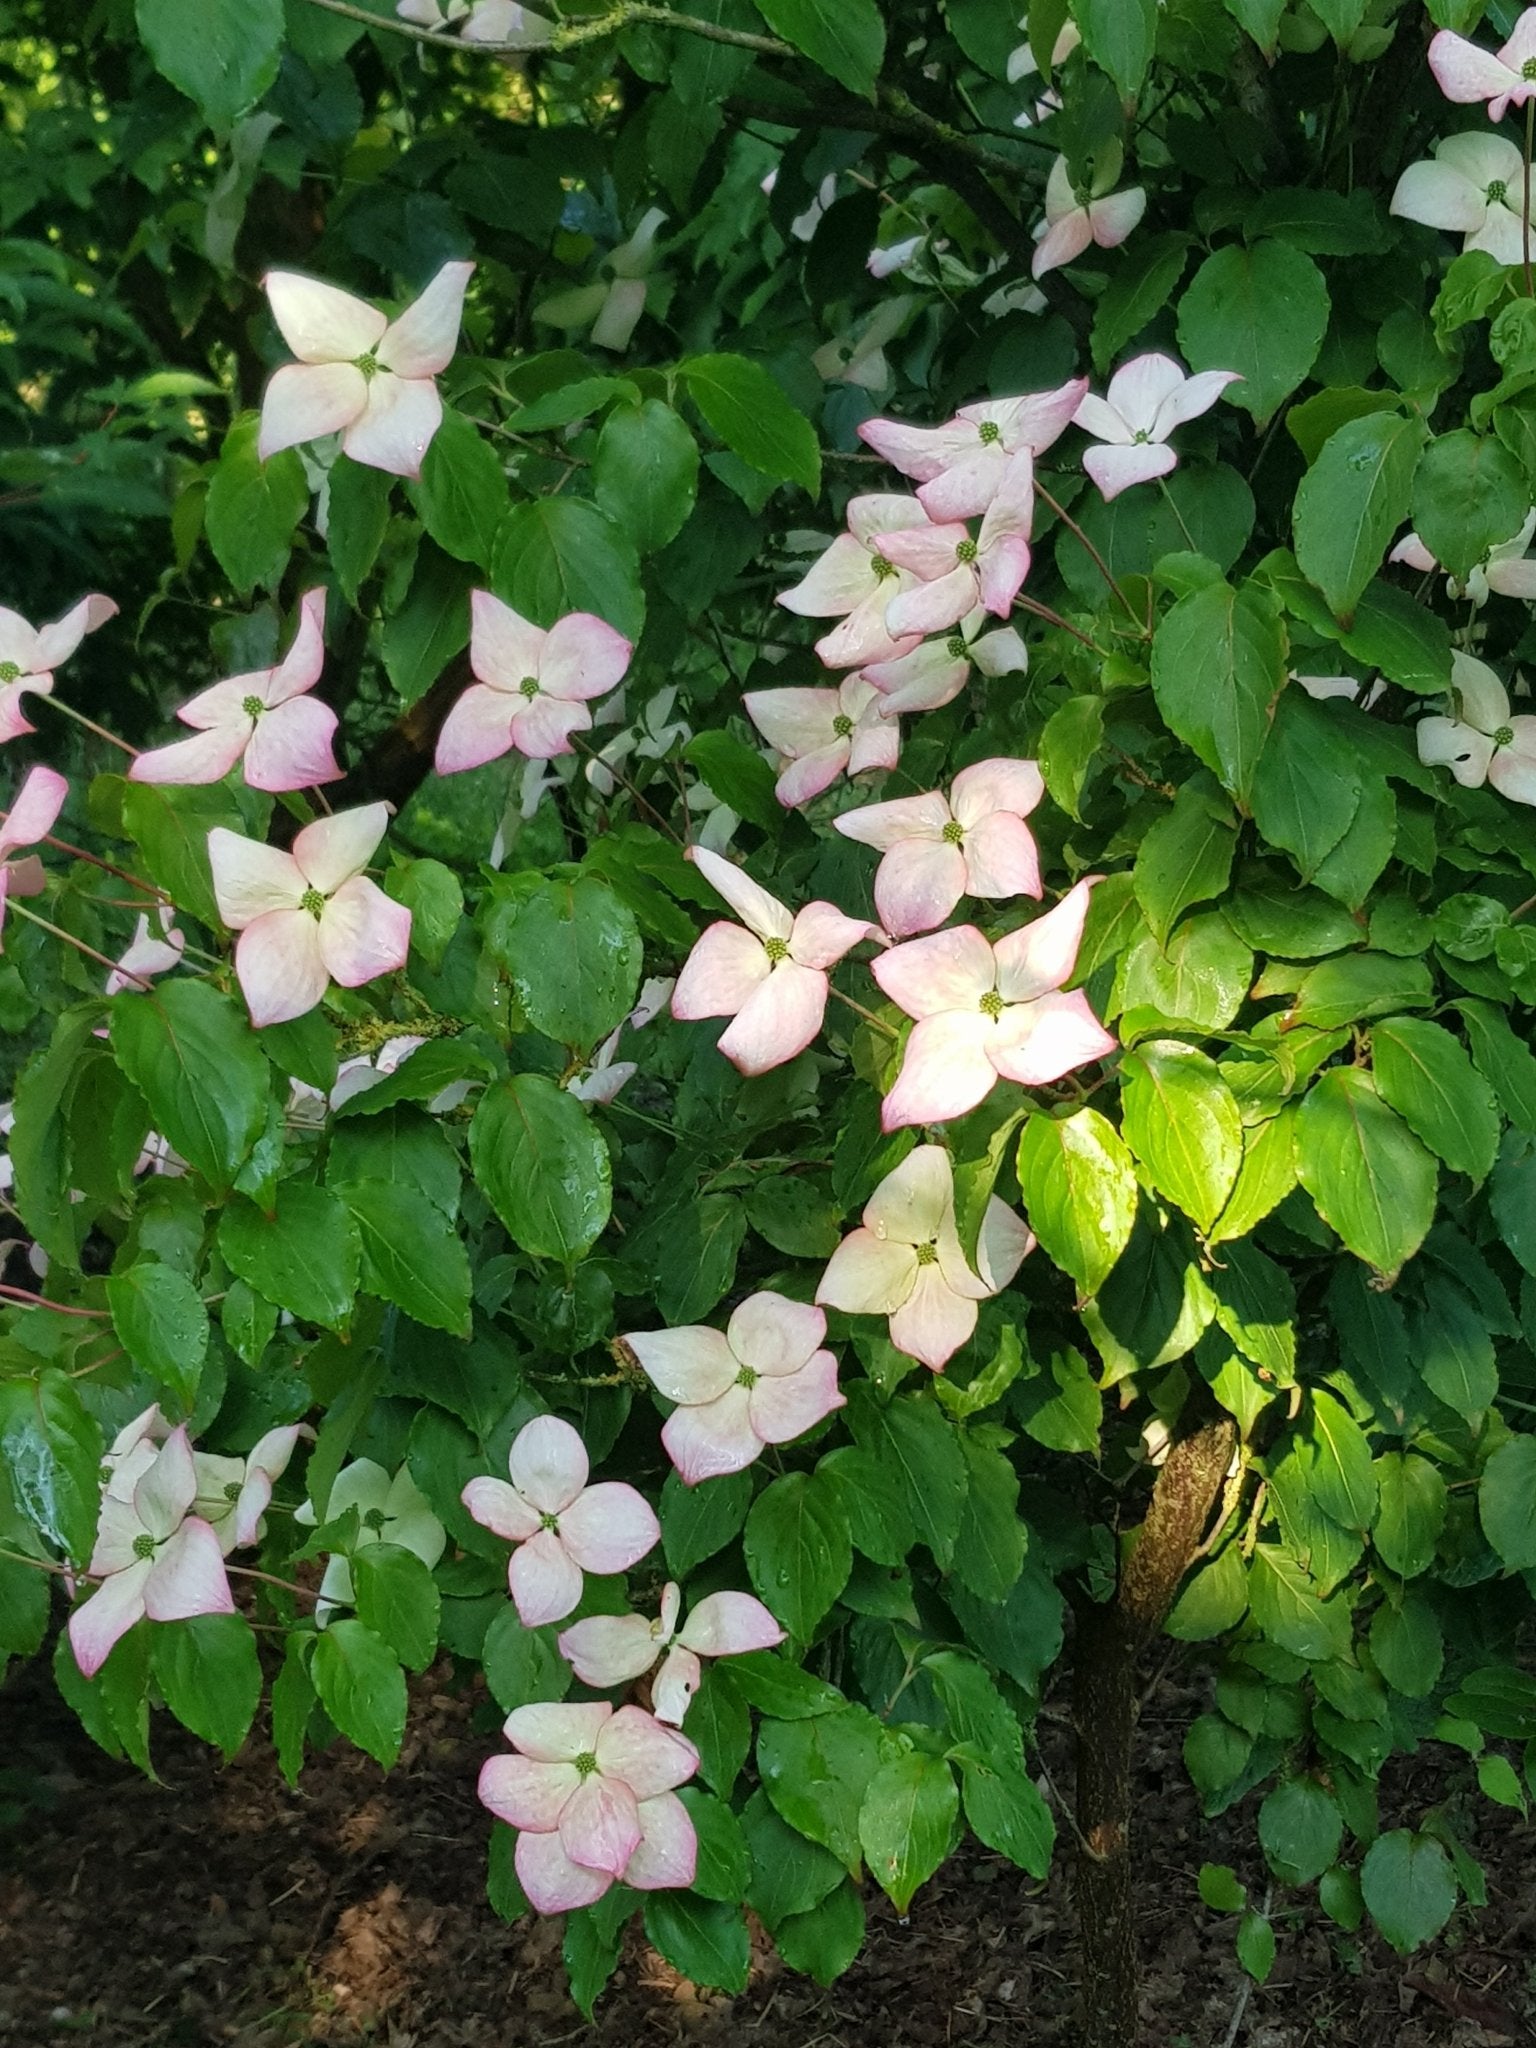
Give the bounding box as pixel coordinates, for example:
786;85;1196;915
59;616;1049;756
956;539;978;564
1131;429;1152;444
573;1751;599;1778
242;694;264;719
764;935;790;964
132;1533;157;1560
914;1240;939;1267
363;1507;388;1533
354;351;382;380
833;714;855;737
519;675;541;698
979;989;1005;1020
945;634;967;659
0;662;18;684
942;820;965;845
735;1365;759;1389
871;553;898;581
300;886;326;919
223;1481;242;1502
977;420;1002;446
1488;179;1510;205
539;1510;561;1533
1494;724;1515;747
1523;58;1536;80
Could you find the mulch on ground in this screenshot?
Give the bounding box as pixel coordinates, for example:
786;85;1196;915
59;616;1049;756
1;1643;1532;2048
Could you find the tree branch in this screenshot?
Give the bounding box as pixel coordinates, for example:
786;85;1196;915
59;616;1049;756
299;0;792;58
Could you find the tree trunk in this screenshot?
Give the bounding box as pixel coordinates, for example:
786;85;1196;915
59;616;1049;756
1072;1413;1237;2048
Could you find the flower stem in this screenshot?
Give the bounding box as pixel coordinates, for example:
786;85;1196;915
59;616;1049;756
0;1544;71;1575
42;695;138;756
1034;480;1142;627
0;1283;109;1317
828;985;900;1040
43;836;164;897
1013;591;1105;654
4;900;156;989
227;1564;328;1604
1525;97;1534;301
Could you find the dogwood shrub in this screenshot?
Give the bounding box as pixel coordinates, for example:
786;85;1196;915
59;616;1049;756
8;3;1536;2042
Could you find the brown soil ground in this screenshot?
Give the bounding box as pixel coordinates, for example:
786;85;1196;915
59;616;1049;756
1;1642;1532;2048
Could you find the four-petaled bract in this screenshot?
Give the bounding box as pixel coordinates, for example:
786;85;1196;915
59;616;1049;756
1072;354;1240;501
130;589;341;792
743;674;900;807
68;1426;235;1678
775;495;932;669
1429;7;1536;123
104;907;185;995
0;595;116;744
462;1414;659;1626
858;379;1086;520
624;1291;845;1484
1032;153;1146;279
816;1144;1033;1371
294;1459;448;1625
878;454;1036;634
436;591;632;771
0;764;67;944
1417;650;1536;805
208;802;412;1028
863;612;1028;716
873;879;1117;1129
671;846;881;1075
195;1425;313;1555
1391;133;1536;270
258;260;475;478
834;757;1045;937
477;1701;698;1911
558;1581;785;1722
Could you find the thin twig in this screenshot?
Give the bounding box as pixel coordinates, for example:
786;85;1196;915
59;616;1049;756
0;1284;108;1318
300;0;790;58
5;900;155;988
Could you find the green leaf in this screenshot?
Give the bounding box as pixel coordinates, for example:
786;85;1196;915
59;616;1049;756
1491;1128;1536;1277
563;1894;628;2015
482;1606;570;1714
678;1785;752;1903
271;1638;315;1786
1177;240;1330;425
0;1372;104;1564
746;1178;842;1258
1132;778;1237;945
1414;1278;1497;1418
105;1262;209;1410
111;980;270;1194
136;0;283;130
757;1707;886;1874
494;495;646;644
1372;1016;1500;1182
500;877;642;1048
952;1435;1028;1602
1295;1068;1437;1281
1015;1346;1102;1454
643;1893;750;1993
1166;1544;1249;1641
684;730;781;830
1120;1041;1242;1234
151;1614;261;1760
0;1556;49;1659
1212;1109;1300;1243
858;1754;958;1913
1458;999;1536;1131
1249;687;1360;879
1371;1594;1443;1698
352;1543;441;1672
1375;1452;1447;1579
680;354;820;496
744;1471;852;1638
1016;1108;1137;1295
748;0;884;94
9;1006;100;1269
726;1652;847;1720
773;1880;866;1985
1291;1389;1377;1534
334;1180;472;1336
469;1075;612;1263
408;406;507;569
1091;234;1190;373
956;1751;1056;1876
380;539;472;705
1293;411;1427;623
219;1183;361;1331
390;858;464;972
1288;952;1433;1031
741;1787;846;1928
327;457;392;606
1236;1909;1277;1985
846;1387;968;1569
1199;1862;1247;1911
1412;429;1528;582
1479;1435;1536;1570
687;1663;752;1795
1248;1544;1351;1660
1361;1831;1457;1955
121;779;254;930
594;400;700;552
661;1468;753;1578
632;1193;746;1323
1072;0;1157;91
310;1618;407;1768
203;412;308;594
1149;578;1287;802
333;1038;498;1119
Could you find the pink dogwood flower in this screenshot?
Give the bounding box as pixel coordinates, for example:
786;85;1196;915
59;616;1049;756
858;379;1087;521
671;846;881;1076
862;614;1028;717
877;454;1036;635
258;260;474;478
1032;153;1146;279
1416;650;1536;805
624;1291;845;1485
743;675;900;807
0;765;67;944
816;1144;1032;1371
1073;355;1240;501
872;880;1117;1129
776;496;934;669
1390;133;1535;269
130;589;340;792
435;592;632;771
194;1425;312;1554
104;907;185;995
558;1581;785;1723
478;1701;698;1912
68;1426;235;1678
208;803;412;1029
1429;8;1536;122
462;1415;659;1627
834;757;1044;937
0;595;117;743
